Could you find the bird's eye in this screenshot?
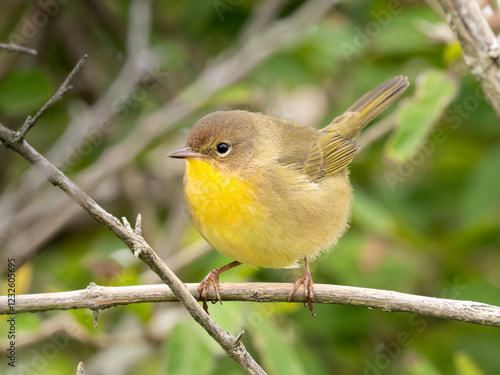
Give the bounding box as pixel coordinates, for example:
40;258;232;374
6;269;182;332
216;142;230;155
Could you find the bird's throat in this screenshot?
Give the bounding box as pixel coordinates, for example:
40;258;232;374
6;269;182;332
184;159;255;228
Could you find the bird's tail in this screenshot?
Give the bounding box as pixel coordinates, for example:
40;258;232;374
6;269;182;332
324;76;409;140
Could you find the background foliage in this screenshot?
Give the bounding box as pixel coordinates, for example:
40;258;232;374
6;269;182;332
1;0;499;374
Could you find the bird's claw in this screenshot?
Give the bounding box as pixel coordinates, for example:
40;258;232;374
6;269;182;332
197;269;222;314
288;269;316;316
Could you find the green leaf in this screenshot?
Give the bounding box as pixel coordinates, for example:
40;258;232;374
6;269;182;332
0;69;53;116
385;69;457;163
408;355;443;375
454;351;485;375
165;321;216;375
373;6;442;56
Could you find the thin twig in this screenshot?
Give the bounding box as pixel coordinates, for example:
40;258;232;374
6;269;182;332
1;283;499;328
235;330;246;344
15;54;88;142
435;0;500;119
0;42;37;56
77;362;86;375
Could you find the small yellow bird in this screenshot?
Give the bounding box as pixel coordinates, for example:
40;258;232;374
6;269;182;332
169;76;409;315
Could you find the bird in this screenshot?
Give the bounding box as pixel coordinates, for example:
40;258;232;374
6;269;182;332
168;76;409;315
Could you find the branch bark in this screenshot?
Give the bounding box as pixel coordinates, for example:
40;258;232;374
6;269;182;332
436;0;500;119
0;42;37;55
16;55;88;141
1;282;499;328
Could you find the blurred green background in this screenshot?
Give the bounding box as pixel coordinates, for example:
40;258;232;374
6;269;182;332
1;0;499;374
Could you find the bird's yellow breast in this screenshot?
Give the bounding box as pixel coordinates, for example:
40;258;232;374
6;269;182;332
184;159;255;225
184;159;266;265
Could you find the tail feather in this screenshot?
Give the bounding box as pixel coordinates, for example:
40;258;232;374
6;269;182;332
325;76;409;140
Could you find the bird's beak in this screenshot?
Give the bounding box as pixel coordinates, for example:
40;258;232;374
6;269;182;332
167;147;204;160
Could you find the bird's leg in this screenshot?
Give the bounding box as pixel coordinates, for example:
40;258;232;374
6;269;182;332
288;257;316;316
198;260;241;314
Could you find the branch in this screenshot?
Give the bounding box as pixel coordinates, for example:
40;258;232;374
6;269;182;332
0;127;266;374
15;54;88;141
0;42;37;56
436;0;500;119
1;283;499;328
0;67;266;375
77;362;85;375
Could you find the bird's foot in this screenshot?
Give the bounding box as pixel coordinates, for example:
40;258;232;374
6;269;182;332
197;261;241;314
198;269;222;314
288;268;316;317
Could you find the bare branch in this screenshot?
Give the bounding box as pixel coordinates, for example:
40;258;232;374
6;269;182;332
0;42;37;56
77;362;86;375
0;123;266;374
436;0;500;119
1;126;265;374
15;54;88;141
1;283;499;328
